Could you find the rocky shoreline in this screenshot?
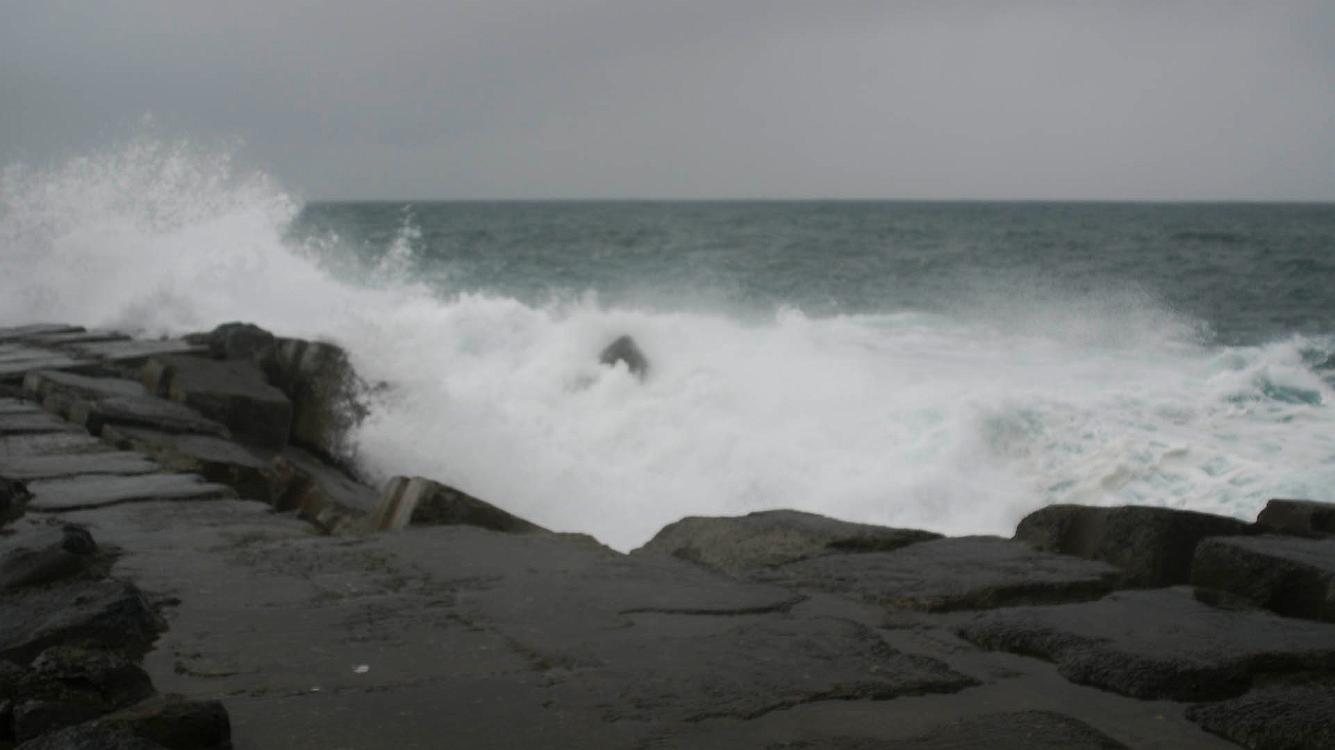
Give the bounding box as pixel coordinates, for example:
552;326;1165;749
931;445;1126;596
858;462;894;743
1;322;1332;749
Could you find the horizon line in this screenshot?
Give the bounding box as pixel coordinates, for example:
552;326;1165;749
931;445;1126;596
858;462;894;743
305;196;1335;206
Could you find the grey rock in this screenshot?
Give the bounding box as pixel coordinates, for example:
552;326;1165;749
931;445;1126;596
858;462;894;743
0;452;160;482
0;433;110;458
271;447;378;532
1;476;29;524
769;711;1128;749
1191;535;1335;622
0;528;95;591
1014;504;1254;586
70;339;206;365
25;473;234;512
268;337;368;465
755;536;1119;612
69;396;229;438
95;695;230;750
634;509;940;577
1186;679;1335;750
13;700;104;742
371;476;544;534
599;334;648;378
958;587;1335;700
21;370;146;406
0;325;84;344
0;579;162;665
188;322;275;362
101;426;278;504
142;356;291;449
1256;499;1335;537
0;412;80;436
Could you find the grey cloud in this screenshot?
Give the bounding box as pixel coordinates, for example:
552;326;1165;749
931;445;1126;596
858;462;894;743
2;1;1333;200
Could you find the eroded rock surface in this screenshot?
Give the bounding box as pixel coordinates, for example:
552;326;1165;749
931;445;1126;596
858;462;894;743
1186;679;1335;750
1192;534;1335;622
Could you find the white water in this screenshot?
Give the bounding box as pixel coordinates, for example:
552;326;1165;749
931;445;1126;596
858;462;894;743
3;139;1333;550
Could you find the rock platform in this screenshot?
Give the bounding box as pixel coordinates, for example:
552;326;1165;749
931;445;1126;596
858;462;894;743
2;322;1334;749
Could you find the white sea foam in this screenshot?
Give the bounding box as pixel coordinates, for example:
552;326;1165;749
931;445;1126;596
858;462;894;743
3;138;1332;550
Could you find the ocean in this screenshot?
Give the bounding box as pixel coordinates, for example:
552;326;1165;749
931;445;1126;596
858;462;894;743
3;139;1334;550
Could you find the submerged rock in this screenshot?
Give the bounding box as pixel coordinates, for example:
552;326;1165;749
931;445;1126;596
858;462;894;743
1013;504;1253;586
599;335;649;378
634;510;940;577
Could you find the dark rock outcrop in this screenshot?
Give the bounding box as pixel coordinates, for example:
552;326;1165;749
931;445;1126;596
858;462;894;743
775;711;1129;749
1256;498;1335;537
0;526;98;591
958;587;1335;701
16;724;170;749
68;396;229;438
1191;535;1335;622
599;334;648;378
186;322;275;362
267;337;368;465
1186;679;1335;750
1014;504;1253;586
755;536;1120;612
371;476;544;533
94;695;231;750
0;580;162;665
634;510;940;577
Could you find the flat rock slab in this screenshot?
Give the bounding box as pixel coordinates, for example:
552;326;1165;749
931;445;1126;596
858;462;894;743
71;339;206;363
0;358;97;382
754;537;1120;612
23;370;147;402
0;433;111;458
26;473;234;512
23;330;129;346
0;579;160;664
1186;680;1335;750
103;426;278;503
149;355;291;449
70;395;229;437
633;509;941;577
0;399;41;415
0;452;160;481
0;412;80;436
0;324;84;343
958;587;1335;701
1192;535;1335;622
582;615;975;723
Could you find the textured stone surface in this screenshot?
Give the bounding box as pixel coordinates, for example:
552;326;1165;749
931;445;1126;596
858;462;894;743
268;337;367;463
1256;498;1335;537
146;356;291;449
634;510;940;576
765;711;1129;749
22;370;146;405
372;475;544;533
959;587;1335;700
1186;679;1335;750
1192;534;1335;621
70;396;229;438
0;579;161;665
756;537;1119;611
1014;504;1254;586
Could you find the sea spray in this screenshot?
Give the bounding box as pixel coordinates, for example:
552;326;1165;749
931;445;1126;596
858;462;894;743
3;137;1333;550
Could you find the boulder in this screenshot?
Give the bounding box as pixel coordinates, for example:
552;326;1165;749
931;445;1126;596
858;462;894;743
186;322;275;362
1191;535;1335;622
0;580;162;665
1014;504;1253;586
1186;679;1335;750
0;526;98;591
371;476;545;534
270;447;378;533
754;536;1120;612
142;356;291;449
13;700;105;743
599;335;648;378
21;370;146;411
633;510;940;576
1256;499;1335;537
267;337;367;464
958;587;1335;701
67;396;229;438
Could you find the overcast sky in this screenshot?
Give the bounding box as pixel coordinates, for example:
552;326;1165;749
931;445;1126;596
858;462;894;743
2;1;1333;200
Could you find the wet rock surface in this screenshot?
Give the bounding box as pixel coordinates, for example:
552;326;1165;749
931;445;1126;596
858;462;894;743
1255;498;1335;537
1014;504;1255;586
4;321;1335;748
633;509;941;576
1191;534;1335;622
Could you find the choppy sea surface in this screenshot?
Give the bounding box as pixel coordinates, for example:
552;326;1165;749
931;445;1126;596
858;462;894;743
3;138;1334;550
